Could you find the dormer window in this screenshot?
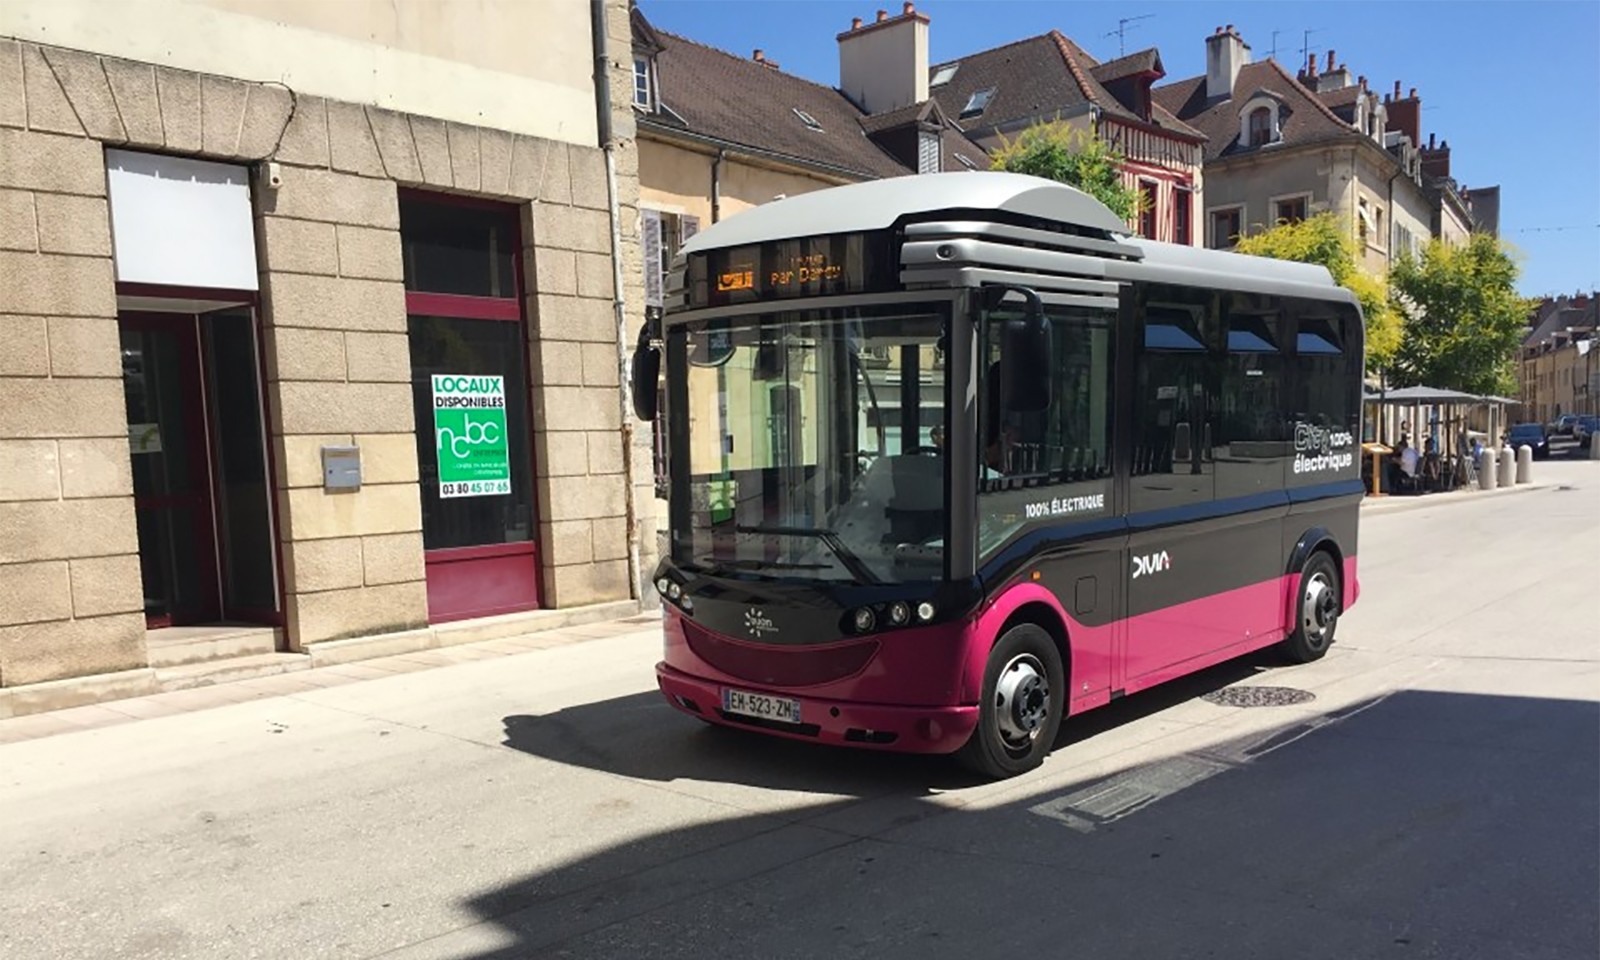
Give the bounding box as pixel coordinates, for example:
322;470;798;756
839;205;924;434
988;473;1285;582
1248;107;1271;147
793;108;823;132
633;56;653;109
961;87;996;118
931;63;960;86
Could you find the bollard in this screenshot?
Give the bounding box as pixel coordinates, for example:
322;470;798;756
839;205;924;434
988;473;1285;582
1516;445;1533;484
1478;447;1497;490
1497;445;1515;487
1592;435;1600;460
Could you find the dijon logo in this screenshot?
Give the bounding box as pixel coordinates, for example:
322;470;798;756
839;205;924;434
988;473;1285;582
744;608;777;638
1132;550;1171;579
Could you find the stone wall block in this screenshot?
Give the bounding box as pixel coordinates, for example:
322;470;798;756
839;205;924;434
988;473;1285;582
0;40;24;129
266;327;347;382
539;520;594;566
67;554;142;617
237;83;294;159
0;612;146;686
34;193;111;257
284;537;364;593
365;108;422;183
528;339;583;387
286;581;427;646
544;559;630;608
360;531;425;586
0;378;125;440
529;293;615;343
0;560;72;625
274;95;329;167
591;515;629;562
586;433;625;476
281;482;422;542
155;67;202;153
0;188;38;251
478;127;513;197
342;331;412;383
272;434;353;489
533;432;589;477
0;128;108;195
575;252;614;299
57;437;132;498
543;472;626;522
0;316;49;376
351;434;421;485
569;146;610;211
274;381;414;435
260;165;398;230
46;317;121;378
0;498;138;563
580;341;621;388
327;100;385;178
102;58;163;147
259;216;338;275
409;116;454;188
0;439;60;501
335;225;403;281
0;250;114;317
264;272;405;332
532;202;610;254
531;248;578;296
21;44;83;136
446;123;481;192
200;75;249;156
507;135;549;200
540;143;573;206
39;47;125;142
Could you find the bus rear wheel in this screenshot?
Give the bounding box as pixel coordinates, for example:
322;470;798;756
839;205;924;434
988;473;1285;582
956;624;1064;780
1280;552;1340;664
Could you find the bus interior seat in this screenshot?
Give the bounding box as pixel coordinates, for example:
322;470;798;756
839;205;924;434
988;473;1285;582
858;453;943;543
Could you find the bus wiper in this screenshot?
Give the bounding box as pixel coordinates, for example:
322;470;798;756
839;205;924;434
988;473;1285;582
734;524;882;585
700;557;831;572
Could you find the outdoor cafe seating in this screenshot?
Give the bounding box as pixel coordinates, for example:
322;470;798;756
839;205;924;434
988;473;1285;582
1362;385;1508;497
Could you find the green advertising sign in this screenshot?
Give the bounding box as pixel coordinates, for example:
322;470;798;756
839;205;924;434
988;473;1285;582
432;374;510;499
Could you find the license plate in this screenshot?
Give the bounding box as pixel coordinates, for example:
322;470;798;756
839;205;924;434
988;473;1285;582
722;688;802;724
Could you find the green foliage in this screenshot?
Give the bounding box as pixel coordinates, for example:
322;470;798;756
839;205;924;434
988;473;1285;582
1387;233;1535;396
990;121;1143;222
1233;213;1403;372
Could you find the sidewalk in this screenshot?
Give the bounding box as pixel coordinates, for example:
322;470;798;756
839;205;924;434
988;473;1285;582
0;611;664;747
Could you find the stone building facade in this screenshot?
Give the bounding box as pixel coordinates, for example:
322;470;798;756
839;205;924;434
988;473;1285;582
0;0;652;713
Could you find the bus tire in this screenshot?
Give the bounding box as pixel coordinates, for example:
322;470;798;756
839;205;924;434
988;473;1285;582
956;624;1065;779
1279;551;1340;664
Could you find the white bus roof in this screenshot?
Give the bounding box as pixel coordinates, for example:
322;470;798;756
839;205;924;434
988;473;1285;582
679;171;1131;254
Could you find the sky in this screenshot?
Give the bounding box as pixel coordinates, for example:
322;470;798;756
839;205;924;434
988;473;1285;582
637;0;1600;299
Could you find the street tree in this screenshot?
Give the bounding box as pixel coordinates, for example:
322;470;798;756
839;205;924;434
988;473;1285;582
1387;234;1533;396
1233;212;1403;373
990;121;1143;222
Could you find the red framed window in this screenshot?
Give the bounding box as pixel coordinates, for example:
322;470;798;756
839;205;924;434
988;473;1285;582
401;192;541;622
1173;187;1192;246
1139;181;1159;240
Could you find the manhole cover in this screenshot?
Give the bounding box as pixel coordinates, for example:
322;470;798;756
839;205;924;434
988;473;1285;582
1201;685;1316;708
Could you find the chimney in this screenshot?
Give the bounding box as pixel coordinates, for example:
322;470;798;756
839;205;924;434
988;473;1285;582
1387;84;1421;148
1301;51;1318;83
1315;50;1351;92
1205;24;1251;99
838;3;930;114
1326;50;1336;72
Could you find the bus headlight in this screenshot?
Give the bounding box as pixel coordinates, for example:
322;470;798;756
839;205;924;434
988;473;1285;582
915;601;936;622
852;607;876;633
680;596;693;614
667;582;682;600
655;578;671;596
887;601;910;626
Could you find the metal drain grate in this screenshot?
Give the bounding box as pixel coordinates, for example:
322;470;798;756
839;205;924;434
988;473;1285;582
1201;685;1316;708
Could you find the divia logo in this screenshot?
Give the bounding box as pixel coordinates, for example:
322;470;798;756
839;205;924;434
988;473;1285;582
1132;550;1171;579
744;608;777;638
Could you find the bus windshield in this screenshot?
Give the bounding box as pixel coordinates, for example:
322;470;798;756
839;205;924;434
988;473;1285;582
666;303;950;584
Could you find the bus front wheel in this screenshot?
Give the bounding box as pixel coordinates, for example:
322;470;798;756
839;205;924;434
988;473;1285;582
957;624;1065;779
1280;552;1341;664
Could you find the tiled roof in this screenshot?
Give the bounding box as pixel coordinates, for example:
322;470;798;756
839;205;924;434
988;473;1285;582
1317;85;1364;108
643;27;985;178
1153;59;1357;162
928;32;1202;145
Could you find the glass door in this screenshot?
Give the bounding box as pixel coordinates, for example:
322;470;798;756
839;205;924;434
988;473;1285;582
121;313;220;626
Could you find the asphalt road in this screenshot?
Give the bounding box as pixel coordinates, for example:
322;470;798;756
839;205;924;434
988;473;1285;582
2;461;1596;960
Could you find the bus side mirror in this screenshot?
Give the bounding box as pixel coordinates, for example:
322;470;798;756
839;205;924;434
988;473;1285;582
1002;311;1052;413
630;324;660;421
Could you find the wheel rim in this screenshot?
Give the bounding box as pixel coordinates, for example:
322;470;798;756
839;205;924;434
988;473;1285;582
994;654;1050;749
1302;572;1338;647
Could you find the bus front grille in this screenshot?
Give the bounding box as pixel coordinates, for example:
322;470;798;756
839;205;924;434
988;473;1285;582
684;622;880;687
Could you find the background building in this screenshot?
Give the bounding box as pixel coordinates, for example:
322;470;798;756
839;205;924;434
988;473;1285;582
0;0;652;711
1518;294;1598;423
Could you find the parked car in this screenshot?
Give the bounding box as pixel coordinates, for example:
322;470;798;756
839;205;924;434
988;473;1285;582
1506;423;1550;459
1549;413;1579;436
1574;415;1600;447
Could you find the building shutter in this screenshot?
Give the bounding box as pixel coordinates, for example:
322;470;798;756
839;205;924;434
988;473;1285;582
642;208;663;308
917;130;940;174
679;214;700;244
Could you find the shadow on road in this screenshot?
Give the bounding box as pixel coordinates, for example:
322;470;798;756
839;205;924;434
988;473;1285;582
499;652;1270;794
440;675;1600;958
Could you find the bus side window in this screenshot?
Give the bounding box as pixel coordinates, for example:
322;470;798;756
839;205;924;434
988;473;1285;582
1215;291;1288;498
1131;284;1218;513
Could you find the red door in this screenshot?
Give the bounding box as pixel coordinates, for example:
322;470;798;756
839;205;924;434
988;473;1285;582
120;313;221;626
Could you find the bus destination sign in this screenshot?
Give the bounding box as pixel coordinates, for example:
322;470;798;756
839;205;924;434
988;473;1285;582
691;231;889;308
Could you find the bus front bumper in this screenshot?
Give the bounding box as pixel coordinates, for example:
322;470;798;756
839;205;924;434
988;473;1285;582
656;663;978;755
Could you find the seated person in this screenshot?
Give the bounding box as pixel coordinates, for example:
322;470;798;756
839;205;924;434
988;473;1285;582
1399;442;1420;485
